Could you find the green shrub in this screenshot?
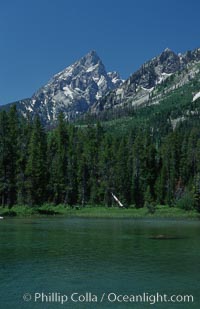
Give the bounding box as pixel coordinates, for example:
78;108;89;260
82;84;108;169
144;201;156;214
176;191;195;211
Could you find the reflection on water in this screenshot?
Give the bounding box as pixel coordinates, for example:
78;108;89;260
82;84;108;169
0;218;200;308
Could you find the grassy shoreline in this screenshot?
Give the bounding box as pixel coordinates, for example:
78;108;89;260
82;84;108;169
0;204;199;219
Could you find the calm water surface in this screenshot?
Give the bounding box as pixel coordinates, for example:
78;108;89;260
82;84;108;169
0;218;200;308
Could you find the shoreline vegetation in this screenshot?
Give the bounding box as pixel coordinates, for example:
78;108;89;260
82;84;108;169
0;205;199;219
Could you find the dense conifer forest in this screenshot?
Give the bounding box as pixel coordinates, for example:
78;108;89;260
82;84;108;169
0;103;200;212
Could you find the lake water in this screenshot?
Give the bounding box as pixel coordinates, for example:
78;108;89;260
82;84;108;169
0;218;200;308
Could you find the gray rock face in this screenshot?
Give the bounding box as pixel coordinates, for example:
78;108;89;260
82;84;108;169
92;48;187;112
107;71;124;88
11;51;123;123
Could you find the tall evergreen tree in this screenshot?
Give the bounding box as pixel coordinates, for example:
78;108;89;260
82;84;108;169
48;113;69;204
7;106;20;205
25;116;47;205
0;111;10;206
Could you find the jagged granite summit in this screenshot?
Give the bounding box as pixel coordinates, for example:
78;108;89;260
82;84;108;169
92;47;200;113
9;51;123;123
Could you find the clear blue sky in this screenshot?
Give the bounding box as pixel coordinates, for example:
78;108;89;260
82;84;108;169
0;0;200;104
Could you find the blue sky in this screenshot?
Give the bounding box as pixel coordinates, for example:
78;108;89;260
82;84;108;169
0;0;200;104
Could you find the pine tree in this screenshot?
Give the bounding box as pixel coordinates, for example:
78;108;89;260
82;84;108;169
7;105;20;205
48;113;69;204
194;173;200;212
131;133;144;207
25;116;47;205
17;117;32;205
144;185;155;213
0;111;10;206
98;134;115;206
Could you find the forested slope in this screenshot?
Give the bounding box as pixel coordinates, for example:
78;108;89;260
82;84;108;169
1;86;200;212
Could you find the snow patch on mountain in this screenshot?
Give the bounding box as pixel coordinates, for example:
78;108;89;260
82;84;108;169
157;72;172;84
86;63;99;72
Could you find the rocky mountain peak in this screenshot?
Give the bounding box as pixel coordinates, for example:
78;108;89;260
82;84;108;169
157;48;180;73
15;51;123;123
159;48;177;61
81;50;101;66
163;47;172;53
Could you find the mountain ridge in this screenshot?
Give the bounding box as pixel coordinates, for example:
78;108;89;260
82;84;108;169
91;47;200;114
1;47;200;124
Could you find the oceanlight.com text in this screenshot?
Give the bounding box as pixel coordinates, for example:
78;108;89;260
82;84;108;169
23;291;194;305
